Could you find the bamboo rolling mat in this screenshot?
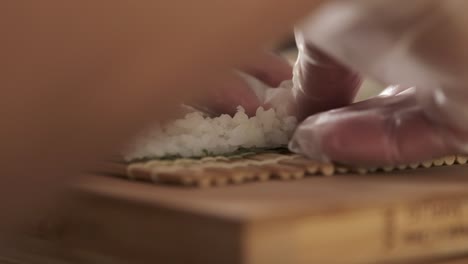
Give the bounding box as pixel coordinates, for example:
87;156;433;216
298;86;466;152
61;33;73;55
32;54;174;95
103;153;468;188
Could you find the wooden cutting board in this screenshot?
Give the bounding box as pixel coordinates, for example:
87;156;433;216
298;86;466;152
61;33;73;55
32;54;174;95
2;165;468;264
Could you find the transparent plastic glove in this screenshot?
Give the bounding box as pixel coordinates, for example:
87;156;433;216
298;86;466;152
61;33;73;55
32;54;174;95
193;47;361;119
290;0;468;165
265;37;362;121
191;52;293;117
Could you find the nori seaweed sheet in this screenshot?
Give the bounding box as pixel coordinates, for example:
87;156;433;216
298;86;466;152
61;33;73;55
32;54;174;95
127;146;290;164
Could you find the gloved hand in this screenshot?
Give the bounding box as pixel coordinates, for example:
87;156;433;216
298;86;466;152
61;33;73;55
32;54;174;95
256;38;361;121
194;40;362;118
191;52;293;117
287;33;362;121
289;0;468;166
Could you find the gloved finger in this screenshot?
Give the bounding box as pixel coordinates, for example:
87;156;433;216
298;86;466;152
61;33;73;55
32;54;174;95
191;72;263;117
378;85;414;97
191;52;293;117
242;52;293;87
289;88;466;166
291;34;362;121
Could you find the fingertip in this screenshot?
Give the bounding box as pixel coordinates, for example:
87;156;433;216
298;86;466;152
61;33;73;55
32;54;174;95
205;74;263;117
260;102;272;111
289;114;332;162
241;95;263;116
244;52;293;87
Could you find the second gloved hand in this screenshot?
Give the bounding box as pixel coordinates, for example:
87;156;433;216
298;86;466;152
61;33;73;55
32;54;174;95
289;0;468;166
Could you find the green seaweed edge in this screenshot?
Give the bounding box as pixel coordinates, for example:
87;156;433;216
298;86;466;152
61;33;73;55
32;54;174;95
127;146;290;164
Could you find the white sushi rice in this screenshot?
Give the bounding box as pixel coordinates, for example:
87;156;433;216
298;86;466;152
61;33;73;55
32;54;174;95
123;106;297;161
123;74;297;161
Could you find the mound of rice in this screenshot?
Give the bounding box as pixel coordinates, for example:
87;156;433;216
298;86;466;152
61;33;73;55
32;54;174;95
123;106;297;161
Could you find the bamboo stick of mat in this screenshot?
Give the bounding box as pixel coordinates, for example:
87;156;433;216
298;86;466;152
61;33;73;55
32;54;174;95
94;153;468;188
